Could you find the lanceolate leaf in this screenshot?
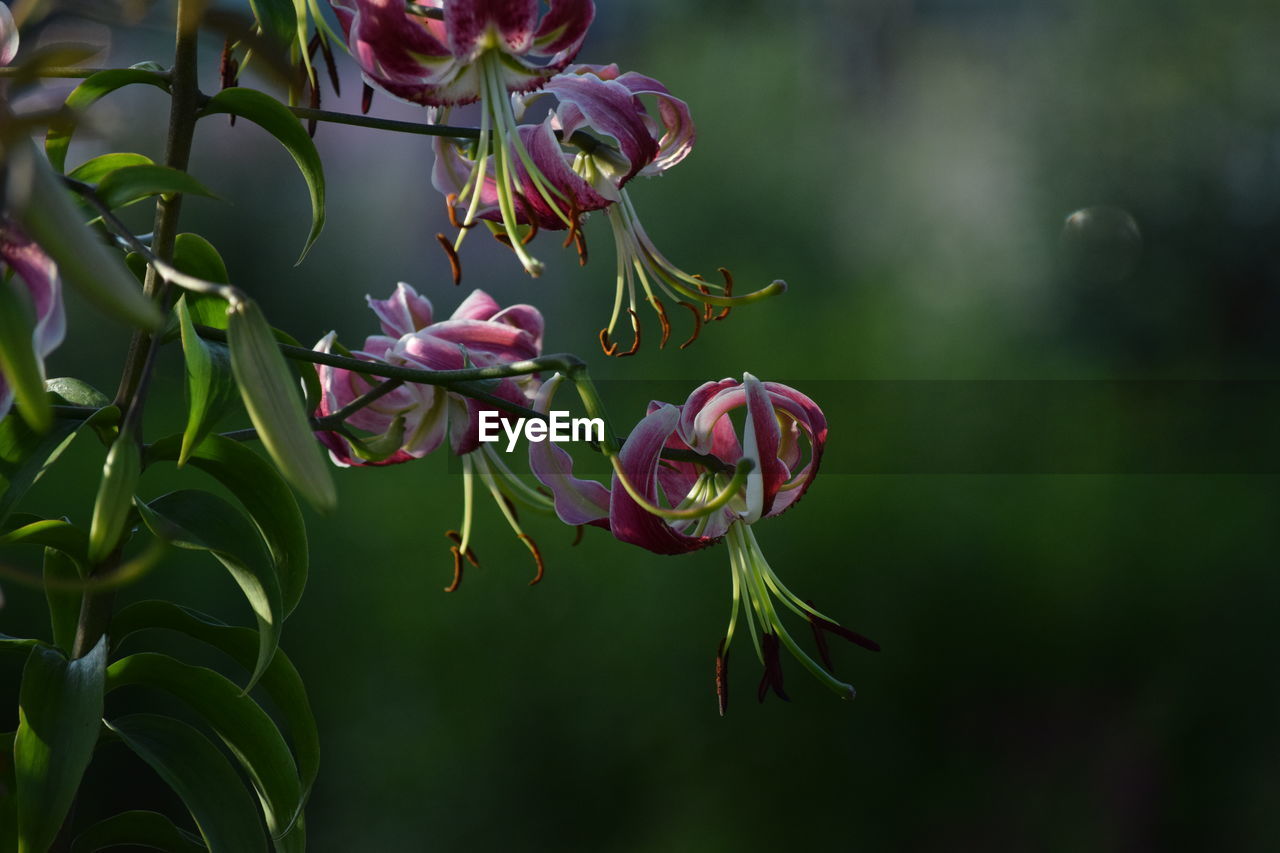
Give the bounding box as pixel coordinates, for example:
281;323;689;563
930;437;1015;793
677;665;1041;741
14;638;107;852
134;490;282;690
146;434;309;616
250;0;299;48
45;70;171;173
177;297;239;466
43;548;82;653
94;164;218;212
0;378;115;528
70;810;206;853
2;730;17;852
1;516;90;566
106;714;267;853
0;277;52;433
106;654;302;841
198;88;325;262
112;601;320;808
6;139;163;331
67;153;155;185
226;299;336;513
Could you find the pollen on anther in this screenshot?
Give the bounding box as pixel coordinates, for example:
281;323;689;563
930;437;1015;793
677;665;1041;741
716;639;730;717
435;233;463;285
716;268;734;321
676;301;702;350
518;533;546;586
650;298;671;349
616;309;641;358
598;328;619;357
446;530;480;567
444;546;464;593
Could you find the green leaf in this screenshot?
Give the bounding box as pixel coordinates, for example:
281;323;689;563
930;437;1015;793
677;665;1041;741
106;715;267;853
1;515;90;566
67;153;156;185
0;277;52;433
146;434;308;616
46;70;171;173
2;730;17;853
177;297;239;466
250;0;299;48
71;810;206;853
112;601;319;809
173;234;230;288
106;655;301;841
14;638;107;852
0;378;114;529
198;88;325;262
226;299;336;513
134;491;282;691
43;549;82;653
87;430;141;565
5;139;164;331
94;165;218;212
265;327;322;417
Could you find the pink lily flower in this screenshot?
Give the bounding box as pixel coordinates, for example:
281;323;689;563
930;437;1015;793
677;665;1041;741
331;0;596;278
530;372;878;713
0;223;66;422
434;64;785;355
314;283;556;589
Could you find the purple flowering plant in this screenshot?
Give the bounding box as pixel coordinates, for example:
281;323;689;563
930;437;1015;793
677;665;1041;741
0;1;876;847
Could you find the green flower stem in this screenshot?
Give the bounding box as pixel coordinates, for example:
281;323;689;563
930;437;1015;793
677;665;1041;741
77;0;202;662
289;106;481;140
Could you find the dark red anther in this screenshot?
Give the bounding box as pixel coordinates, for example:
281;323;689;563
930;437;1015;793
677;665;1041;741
572;228;589;266
500;494;520;524
521;217;538;246
318;34;341;96
571;525;585;547
675;301;702;350
715;267;734;321
306;67;320;137
598;328;619;357
445;530;480;568
692;275;714;322
808;602;881;654
444;193;475;230
444;545;464;592
616;309;641;358
307;32;320;60
435;233;462;285
219;39;239;126
715;639;730;716
650;298;671;349
756;632;790;703
492;231;514;250
361;82;374;114
518;533;545;586
807;600;835;671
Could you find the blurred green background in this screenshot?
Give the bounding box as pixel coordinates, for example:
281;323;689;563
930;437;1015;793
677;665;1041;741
5;0;1280;849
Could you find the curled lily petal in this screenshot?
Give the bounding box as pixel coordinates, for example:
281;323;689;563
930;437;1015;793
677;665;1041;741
367;281;435;337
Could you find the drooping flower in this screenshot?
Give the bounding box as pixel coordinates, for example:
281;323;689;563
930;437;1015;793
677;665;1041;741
314;283;557;588
331;0;596;277
0;223;66;423
531;372;877;712
434;63;786;354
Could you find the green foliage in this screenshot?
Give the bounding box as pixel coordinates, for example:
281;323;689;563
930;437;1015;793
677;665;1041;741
44;69;171;173
6;140;163;331
197;88;326;262
70;810;206;853
106;715;267;853
177;297;239;465
42;549;81;653
106;654;302;841
13;639;106;852
134;491;282;691
112;600;320;808
226;300;336;513
147;435;310;616
0;378;114;528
